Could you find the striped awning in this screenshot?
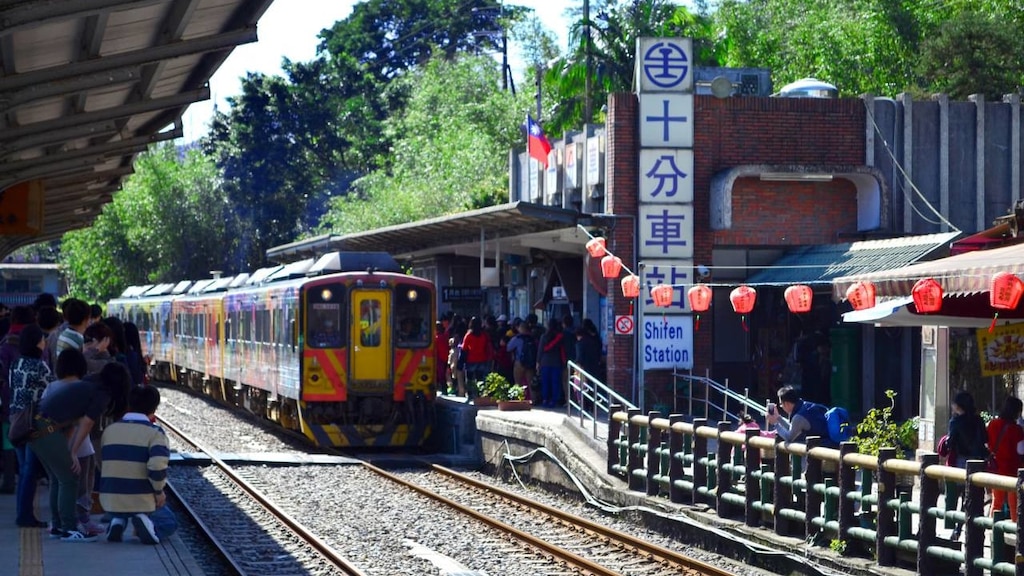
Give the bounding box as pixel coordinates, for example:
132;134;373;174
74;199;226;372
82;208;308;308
833;240;1024;300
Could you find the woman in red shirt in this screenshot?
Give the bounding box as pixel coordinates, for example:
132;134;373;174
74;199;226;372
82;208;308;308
986;397;1024;520
460;317;493;397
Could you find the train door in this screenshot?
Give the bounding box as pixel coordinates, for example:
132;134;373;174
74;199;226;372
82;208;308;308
351;290;390;382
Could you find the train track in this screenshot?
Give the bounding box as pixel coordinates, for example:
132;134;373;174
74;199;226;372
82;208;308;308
158;416;366;576
367;463;738;576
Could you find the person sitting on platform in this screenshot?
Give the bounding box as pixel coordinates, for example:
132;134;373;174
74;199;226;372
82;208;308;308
99;385;176;544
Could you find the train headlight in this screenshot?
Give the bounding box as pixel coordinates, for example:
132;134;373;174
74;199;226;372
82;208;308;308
407;290;418;302
320;289;333;301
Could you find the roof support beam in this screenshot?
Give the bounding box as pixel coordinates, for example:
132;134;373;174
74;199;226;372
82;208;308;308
0;0;162;37
0;86;208;141
0;126;181;186
0;67;141;113
0;27;256;92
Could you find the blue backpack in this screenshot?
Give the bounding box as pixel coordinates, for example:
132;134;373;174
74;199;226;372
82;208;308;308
825;406;854;444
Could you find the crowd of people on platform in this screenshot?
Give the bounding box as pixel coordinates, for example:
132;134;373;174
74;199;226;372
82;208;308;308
1;293;175;544
434;311;604;408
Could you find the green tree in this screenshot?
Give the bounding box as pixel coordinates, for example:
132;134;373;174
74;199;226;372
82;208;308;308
916;12;1024;101
713;0;1024;99
320;53;531;233
60;144;235;302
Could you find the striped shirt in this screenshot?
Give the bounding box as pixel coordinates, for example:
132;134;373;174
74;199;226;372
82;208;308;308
98;414;170;514
55;327;84;360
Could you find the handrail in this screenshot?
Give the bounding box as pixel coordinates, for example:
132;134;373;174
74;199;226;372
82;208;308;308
566;360;635;440
672;369;769;424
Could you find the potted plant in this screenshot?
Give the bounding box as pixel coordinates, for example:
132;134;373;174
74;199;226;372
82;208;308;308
482;372;530;411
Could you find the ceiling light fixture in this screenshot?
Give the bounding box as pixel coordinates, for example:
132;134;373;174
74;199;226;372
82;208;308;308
760;172;834;182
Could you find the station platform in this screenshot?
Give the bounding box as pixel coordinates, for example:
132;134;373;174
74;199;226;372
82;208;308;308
2;485;203;576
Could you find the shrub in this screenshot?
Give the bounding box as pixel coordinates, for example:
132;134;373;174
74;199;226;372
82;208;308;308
855;389;917;457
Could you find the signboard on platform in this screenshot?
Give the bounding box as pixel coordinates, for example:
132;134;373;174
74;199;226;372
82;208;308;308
642;315;693;369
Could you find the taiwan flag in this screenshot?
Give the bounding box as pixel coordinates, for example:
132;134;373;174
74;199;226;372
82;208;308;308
525;114;552;168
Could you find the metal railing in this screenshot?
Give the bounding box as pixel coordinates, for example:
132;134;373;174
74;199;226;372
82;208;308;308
672;370;768;424
566;360;635;440
607;406;1022;576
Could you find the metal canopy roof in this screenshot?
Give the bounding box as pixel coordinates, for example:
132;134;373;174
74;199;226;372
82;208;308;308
747;232;960;287
0;0;272;257
267;202;587;263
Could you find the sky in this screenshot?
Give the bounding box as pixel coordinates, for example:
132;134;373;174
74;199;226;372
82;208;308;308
181;0;576;142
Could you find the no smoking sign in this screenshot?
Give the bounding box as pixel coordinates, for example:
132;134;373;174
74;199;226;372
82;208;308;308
614;315;634;335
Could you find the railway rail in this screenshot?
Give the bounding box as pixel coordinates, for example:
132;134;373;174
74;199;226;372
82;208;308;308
158;416;366;576
368;463;738;576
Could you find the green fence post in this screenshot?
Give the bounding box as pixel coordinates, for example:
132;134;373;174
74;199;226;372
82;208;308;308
717;421;733;518
646;411;662;497
838;442;857;552
745;427;761;528
692;417;708;507
876;447;897;567
774;437;792;537
917;454;939;575
804;436;823;542
607;403;622;476
669;414;685;504
964;459;985;576
626;408;643;492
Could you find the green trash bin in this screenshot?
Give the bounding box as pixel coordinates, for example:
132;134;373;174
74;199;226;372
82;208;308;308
829;326;861;416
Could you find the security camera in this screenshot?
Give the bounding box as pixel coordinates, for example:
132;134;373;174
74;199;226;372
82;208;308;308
696;265;711;279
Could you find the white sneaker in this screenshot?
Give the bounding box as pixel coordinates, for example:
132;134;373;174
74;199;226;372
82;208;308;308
107;517;126;542
60;530;98;543
131;514;159;545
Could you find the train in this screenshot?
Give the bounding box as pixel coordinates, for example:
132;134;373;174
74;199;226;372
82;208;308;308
107;251;436;448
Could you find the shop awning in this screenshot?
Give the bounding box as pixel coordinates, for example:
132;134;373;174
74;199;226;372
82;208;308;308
842;294;1024;327
746;232;959;286
833;239;1024;300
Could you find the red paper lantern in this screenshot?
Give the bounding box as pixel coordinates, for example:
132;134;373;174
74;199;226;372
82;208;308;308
845;281;876;311
912;278;943;313
991;272;1024;310
600;255;622;278
687;284;712;312
651;284;674;307
730;285;757;314
620;274;640;298
784;284;813;313
585;237;607;258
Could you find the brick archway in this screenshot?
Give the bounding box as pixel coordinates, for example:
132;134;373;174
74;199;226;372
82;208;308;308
709;165;890;233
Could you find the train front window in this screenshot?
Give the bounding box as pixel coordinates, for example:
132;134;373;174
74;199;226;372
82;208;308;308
394;283;431;348
307;285;345;348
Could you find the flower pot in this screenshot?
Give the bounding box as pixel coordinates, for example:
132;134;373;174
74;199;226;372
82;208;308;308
497;400;531;411
473;396;497;407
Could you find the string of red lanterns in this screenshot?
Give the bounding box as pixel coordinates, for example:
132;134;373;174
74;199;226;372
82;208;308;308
578;226;1024;330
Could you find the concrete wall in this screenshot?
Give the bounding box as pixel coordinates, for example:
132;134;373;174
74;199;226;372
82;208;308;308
867;94;1023;235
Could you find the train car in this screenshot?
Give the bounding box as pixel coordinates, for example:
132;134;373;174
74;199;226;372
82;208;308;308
107;282;188;381
108;251;436;448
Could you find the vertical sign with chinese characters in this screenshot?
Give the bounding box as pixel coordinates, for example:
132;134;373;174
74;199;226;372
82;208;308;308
636;37;694;370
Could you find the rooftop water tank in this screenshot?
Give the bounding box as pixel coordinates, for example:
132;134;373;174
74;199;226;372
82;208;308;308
776;78;838;98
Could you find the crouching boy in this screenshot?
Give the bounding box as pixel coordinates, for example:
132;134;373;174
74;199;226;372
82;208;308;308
99;385;176;544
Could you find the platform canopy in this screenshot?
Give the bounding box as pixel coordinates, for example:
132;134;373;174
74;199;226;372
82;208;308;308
0;0;273;257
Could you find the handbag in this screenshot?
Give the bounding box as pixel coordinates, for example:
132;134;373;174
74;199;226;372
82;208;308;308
987;420;1010;473
7;406;34;447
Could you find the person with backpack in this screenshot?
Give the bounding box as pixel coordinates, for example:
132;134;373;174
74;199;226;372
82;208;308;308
767;386;851;448
506;322;537;402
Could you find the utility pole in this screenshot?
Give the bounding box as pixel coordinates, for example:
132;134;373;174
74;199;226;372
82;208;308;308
500;5;508;91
